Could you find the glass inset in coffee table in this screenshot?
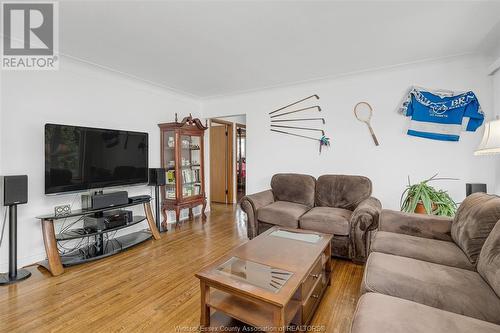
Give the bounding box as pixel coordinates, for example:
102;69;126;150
217;257;293;293
269;228;322;243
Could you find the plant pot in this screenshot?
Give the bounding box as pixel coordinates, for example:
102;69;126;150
414;202;437;214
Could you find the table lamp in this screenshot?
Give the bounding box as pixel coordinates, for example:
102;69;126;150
474;117;500;155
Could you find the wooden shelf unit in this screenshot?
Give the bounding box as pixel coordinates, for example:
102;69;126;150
158;114;208;228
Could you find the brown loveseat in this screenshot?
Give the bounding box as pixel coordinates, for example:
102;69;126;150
351;193;500;332
239;173;381;261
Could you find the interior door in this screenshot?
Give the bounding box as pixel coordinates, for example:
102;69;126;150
210;124;228;203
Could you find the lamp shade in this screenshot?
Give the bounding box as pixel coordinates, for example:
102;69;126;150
474;119;500;155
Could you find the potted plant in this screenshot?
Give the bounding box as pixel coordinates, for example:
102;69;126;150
400;174;457;217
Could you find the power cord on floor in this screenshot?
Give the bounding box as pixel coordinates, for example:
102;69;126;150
0;208;7;247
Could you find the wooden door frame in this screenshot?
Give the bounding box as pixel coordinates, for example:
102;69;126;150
235;123;246;199
209;119;234;204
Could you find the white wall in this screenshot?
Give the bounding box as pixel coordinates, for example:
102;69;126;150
203;55;496;209
0;57;201;271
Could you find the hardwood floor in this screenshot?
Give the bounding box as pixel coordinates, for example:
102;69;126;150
0;204;364;333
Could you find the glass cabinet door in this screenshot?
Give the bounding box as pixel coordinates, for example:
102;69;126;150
180;134;202;198
163;130;177;199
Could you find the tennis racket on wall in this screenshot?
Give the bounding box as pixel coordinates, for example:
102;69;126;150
269;95;330;153
354;102;379;146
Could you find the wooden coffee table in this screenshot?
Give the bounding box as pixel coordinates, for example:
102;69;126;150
195;226;332;331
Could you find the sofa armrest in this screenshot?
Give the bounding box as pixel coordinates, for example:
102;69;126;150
379;209;453;241
350;197;382;262
239;190;275;239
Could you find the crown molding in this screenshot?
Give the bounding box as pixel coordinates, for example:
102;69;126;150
488;56;500;75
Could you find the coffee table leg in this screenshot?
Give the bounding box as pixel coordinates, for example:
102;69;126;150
200;281;210;327
325;241;332;286
273;307;285;331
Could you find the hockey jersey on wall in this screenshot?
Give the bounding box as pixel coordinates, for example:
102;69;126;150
398;86;484;141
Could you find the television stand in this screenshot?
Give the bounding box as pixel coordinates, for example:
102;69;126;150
35;197;160;276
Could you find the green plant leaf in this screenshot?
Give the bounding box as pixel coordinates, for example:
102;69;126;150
401;174;458;217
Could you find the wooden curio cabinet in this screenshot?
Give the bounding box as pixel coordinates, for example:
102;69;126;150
158;114;207;228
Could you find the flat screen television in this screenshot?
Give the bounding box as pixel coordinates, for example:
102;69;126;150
45;124;149;194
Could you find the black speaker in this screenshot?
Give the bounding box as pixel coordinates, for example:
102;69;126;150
149;168;166;186
466;183;487;196
2;175;28;206
81;191;129;210
0;175;31;285
148;168;166;232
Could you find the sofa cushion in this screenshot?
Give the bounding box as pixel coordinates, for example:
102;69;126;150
257;201;309;228
299;207;351;236
452;193;500;264
361;252;500;324
270;173;316;207
315;175;371;210
478;221;500;298
371;231;474;270
351;293;500;333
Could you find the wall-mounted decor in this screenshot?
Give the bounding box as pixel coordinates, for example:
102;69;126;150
271;124;324;135
269;95;330;153
398;86;484;141
270;106;321;118
268;94;319;115
270;129;330;153
353;102;379;146
271;117;325;124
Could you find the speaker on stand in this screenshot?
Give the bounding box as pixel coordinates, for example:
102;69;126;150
149;168;166;232
466;183;487;196
0;175;31;285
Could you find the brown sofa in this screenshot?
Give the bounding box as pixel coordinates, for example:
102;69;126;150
351;193;500;332
239;173;381;261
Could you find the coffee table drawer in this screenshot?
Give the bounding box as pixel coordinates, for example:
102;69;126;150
302;256;323;300
302;276;324;322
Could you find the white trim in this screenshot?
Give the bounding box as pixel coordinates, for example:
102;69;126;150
488;56;500;76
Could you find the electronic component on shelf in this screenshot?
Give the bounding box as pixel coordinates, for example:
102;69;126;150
81;191;129;210
128;195;151;203
83;209;132;231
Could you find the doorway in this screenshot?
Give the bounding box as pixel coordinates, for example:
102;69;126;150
236;123;246;201
210;119;233;204
209;115;246;204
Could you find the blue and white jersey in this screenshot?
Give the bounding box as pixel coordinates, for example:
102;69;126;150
399;87;484;141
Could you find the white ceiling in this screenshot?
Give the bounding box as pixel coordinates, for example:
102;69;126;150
60;1;500;98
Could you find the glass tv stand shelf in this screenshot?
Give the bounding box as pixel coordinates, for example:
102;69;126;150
35;196;161;276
